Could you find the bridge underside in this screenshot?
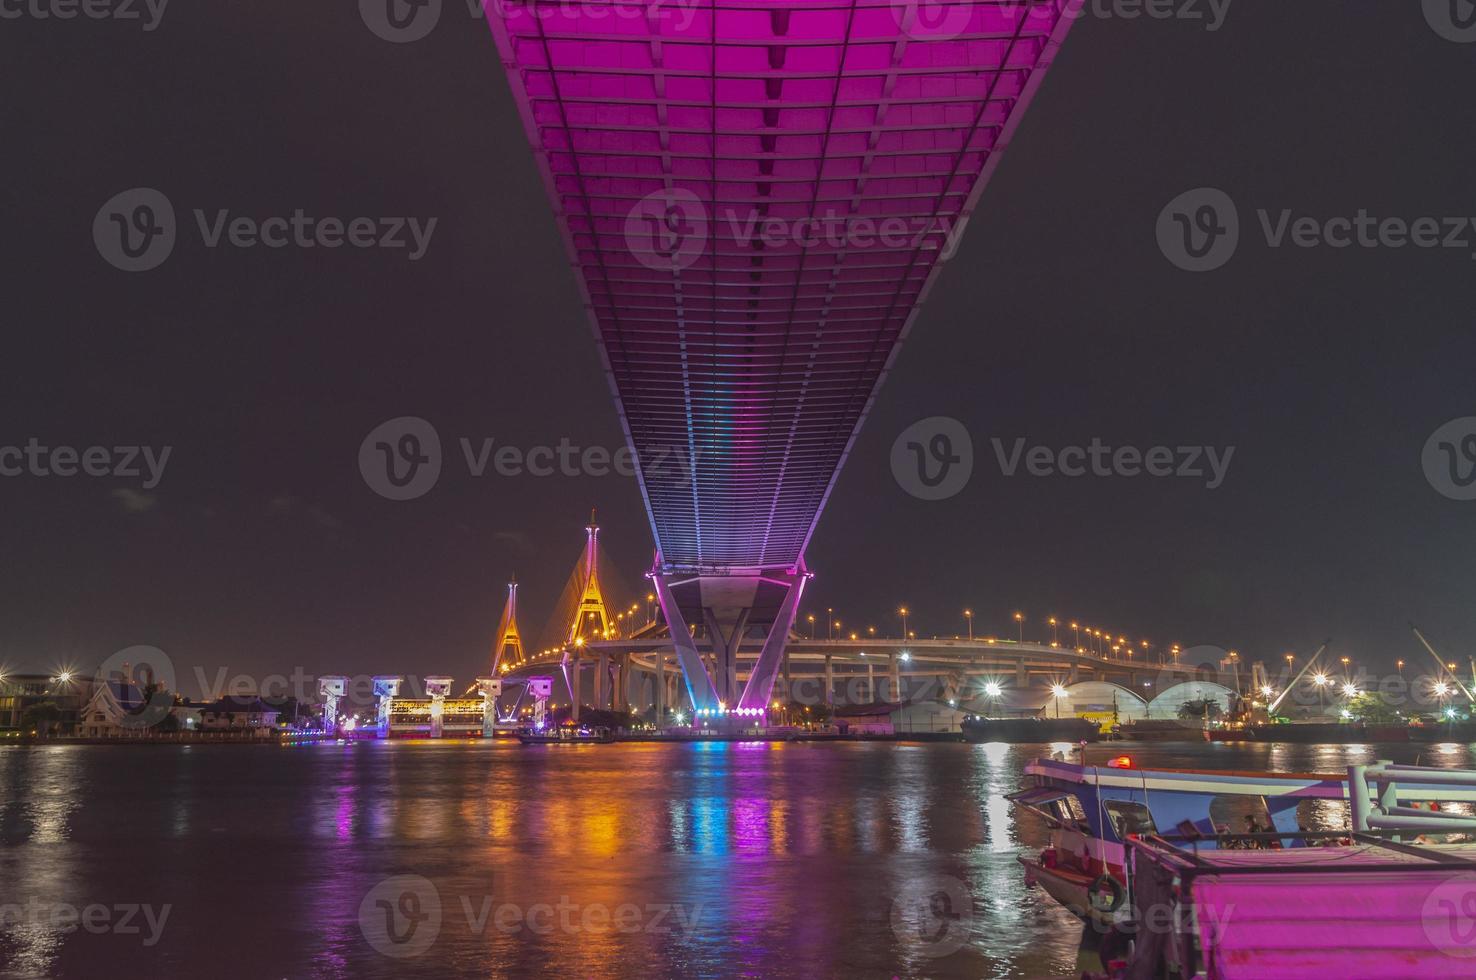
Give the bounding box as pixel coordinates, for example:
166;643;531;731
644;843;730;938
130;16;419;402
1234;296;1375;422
487;0;1082;713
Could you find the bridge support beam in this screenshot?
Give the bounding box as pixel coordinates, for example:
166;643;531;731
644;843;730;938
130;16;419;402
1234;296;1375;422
736;568;807;713
651;571;721;712
704;608;749;706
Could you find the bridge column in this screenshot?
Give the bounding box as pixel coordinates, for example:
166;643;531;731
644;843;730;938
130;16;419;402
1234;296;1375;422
704;609;749;706
564;652;581;721
824;654;833;706
596;652;609;710
736;567;808;713
650;571;720;712
867;663;875;703
1017;662;1028;688
654;651;665;724
889;652;901;703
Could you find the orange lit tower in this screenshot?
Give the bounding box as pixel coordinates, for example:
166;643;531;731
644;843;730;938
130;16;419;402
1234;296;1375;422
491;577;524;675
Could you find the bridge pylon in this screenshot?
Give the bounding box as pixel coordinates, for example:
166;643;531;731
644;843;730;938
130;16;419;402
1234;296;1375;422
568;511;612;644
490;576;523;675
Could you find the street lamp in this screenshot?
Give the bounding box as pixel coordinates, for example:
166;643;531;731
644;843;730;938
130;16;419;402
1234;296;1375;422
827;608;834;640
899;606;909;639
1051;683;1067;719
1070;622;1080;647
1048;617;1058;644
964;609;973;641
807;614;815;640
1013;611;1024;643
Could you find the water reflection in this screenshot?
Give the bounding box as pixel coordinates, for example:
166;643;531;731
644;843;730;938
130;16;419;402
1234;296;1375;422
7;739;1476;978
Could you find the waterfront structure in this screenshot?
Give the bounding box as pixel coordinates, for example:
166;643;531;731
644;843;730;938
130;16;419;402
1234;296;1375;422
371;676;504;738
197;697;280;736
317;675;348;732
0;672;85;734
76;680;201;737
485;0;1083;719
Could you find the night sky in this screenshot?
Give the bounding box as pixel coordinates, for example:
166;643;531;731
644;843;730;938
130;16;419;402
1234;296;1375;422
3;2;1473;694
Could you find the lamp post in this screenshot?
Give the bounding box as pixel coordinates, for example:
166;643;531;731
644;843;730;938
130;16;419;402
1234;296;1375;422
899;606;909;639
1013;612;1024;643
807;614;815;640
1048;617;1058;645
1071;622;1080;648
964;609;973;641
827;608;834;641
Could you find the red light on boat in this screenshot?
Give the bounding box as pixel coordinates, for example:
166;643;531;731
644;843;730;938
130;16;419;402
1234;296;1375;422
1107;756;1133;769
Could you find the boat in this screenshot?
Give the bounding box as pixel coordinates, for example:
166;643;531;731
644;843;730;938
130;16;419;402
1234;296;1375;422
516;724;614;744
1009;755;1476;923
960;715;1101;743
1095;831;1476;978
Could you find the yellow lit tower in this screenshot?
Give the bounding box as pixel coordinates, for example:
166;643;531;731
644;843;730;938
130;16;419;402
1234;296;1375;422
491;576;524;674
568;509;612;643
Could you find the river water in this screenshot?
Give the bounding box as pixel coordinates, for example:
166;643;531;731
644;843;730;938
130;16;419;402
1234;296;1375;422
2;739;1473;979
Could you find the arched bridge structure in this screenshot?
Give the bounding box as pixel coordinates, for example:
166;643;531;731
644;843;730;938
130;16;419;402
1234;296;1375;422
504;635;1230;718
486;0;1084;713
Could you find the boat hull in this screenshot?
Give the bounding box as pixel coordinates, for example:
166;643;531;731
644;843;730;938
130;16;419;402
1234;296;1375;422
961;717;1100;743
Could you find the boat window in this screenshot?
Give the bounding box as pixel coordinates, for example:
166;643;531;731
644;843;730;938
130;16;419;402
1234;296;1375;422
1057;794;1088;824
1209;794;1272;835
1102;801;1157;838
